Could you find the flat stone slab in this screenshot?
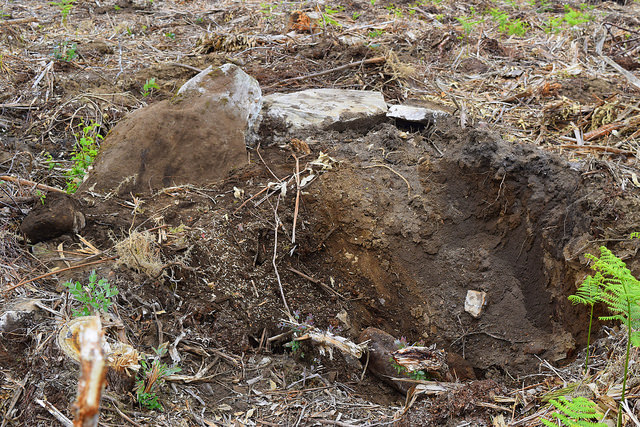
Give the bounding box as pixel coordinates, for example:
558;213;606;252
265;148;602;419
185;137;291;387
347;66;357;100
263;89;387;132
387;104;450;124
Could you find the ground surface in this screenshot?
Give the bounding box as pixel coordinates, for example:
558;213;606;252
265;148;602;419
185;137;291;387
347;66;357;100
2;0;640;425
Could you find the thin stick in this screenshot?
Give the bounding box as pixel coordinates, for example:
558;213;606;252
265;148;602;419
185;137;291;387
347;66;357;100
287;267;345;299
0;175;67;194
264;56;386;89
233;185;270;214
363;164;411;197
557;145;636;156
0;17;38;26
4;257;116;293
35;398;73;427
272;195;291;318
292;154;301;244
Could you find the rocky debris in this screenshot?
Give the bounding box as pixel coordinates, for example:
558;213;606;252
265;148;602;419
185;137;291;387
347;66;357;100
387;104;450;125
262;88;387;134
80;64;257;195
464;290;487;318
20;192;85;243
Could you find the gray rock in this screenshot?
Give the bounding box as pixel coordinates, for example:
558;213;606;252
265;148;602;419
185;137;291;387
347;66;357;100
263;89;387;133
387;104;450;125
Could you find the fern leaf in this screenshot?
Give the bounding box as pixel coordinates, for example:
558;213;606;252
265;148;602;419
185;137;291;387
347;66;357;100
539;397;606;427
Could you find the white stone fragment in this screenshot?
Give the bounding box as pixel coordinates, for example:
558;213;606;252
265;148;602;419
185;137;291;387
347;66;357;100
263;88;387;131
387;104;450;124
464;290;487;318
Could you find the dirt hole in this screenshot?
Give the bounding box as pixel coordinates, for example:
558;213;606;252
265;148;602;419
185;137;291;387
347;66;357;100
289;122;593;380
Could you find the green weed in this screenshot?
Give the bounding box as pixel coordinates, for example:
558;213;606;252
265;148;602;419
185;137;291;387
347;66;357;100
35;190;46;205
53;41;77;62
50;0;75;23
260;2;277;18
368;29;385;38
386;4;403;17
489;8;529;36
456;15;484;39
65;121;102;194
570;239;640;426
63;270;118;317
142;78;159;97
135;344;181;411
321;5;343;28
544;6;592;33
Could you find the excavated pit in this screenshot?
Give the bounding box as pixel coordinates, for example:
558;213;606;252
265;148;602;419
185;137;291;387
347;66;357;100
75;119;626;391
296;123;598;378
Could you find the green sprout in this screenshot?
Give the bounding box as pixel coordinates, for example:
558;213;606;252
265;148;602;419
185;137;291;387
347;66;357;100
63;271;118;317
65;121;102;194
142;78;159;97
135;344;181;411
50;0;75;23
53;41;77;62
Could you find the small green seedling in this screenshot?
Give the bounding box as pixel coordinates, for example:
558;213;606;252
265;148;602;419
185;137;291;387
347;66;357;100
50;0;75;23
164;32;176;40
35;190;46;205
53;41;77;62
456;15;484;39
142;78;159;97
63;270;118;317
135;344;181;411
321;5;343;28
570;237;640;426
65;121;102;194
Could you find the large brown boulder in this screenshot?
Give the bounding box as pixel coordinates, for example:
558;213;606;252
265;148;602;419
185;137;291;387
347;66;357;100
80;64;262;195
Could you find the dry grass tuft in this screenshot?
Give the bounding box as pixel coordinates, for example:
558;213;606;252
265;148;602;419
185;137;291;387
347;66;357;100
114;231;164;279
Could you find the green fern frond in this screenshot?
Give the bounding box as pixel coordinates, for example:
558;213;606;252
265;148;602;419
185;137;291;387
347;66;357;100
568;275;601;306
539;396;606;427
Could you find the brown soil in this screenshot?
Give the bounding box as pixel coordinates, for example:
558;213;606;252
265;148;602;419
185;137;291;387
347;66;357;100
3;0;640;425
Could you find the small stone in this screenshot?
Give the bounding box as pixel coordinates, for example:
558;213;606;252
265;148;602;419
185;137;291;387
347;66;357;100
387;104;450;125
464;290;487;318
20;192;85;243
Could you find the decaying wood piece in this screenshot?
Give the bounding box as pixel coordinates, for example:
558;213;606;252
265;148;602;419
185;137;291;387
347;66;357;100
282;319;367;359
392;345;447;375
58;316;140;374
72;316;107;427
